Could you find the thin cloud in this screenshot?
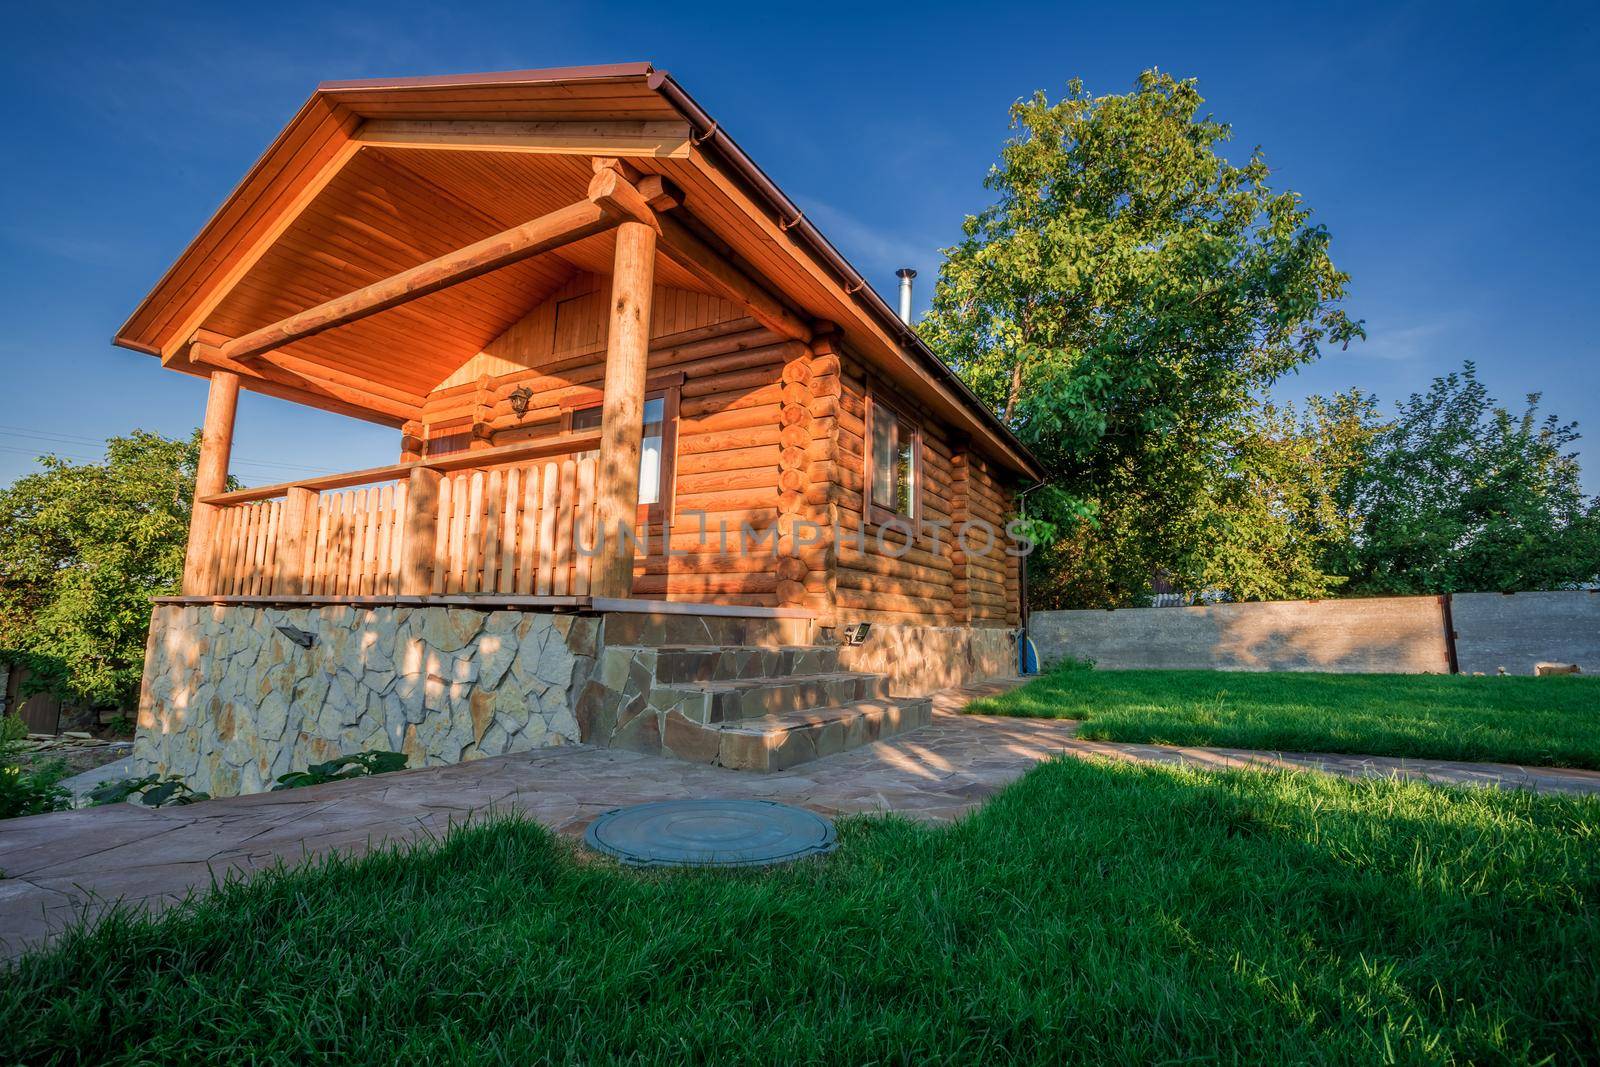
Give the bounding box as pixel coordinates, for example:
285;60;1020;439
1351;317;1461;362
797;198;932;276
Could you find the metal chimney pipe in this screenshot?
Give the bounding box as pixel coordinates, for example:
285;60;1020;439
895;268;917;325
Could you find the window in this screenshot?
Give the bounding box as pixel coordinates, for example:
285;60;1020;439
569;396;667;506
866;395;920;523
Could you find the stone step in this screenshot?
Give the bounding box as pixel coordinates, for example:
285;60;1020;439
601;611;812;650
661;672;892;724
642;644;840;685
710;697;934;771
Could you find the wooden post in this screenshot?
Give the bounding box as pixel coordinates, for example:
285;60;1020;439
399;421;424;463
182;370;241;594
399;466;442;595
275;486;317;594
592;219;657;597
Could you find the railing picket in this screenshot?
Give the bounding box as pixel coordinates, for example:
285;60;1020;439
389;480;408;595
432;474;453;595
347;491;365;596
260;501;280;596
358;489;379;595
516;465;540;595
448;474;469;593
331;493;350;597
573;456;597;596
207;505;232;594
316;495;336;598
464;471;486;593
239;503;260;596
209;506;230;594
482;469;504;594
535;461;559;595
374;485;393;596
552;458;577;596
497;467;520;595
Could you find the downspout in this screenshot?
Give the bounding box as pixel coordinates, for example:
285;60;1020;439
1013;478;1046;634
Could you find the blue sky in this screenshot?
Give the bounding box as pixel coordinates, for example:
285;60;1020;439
2;0;1596;490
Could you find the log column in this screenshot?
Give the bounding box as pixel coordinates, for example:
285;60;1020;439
592;219;657;597
275;486;318;594
182;370;241;594
399;467;443;595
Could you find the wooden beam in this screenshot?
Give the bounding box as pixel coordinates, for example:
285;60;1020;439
220;197;616;365
182;371;240;594
592;220;658;598
185;341;421;422
586;166;658;230
655;213;812;344
354;119;692;158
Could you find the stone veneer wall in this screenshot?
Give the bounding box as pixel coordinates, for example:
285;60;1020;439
835;624;1018;696
134;604;599;798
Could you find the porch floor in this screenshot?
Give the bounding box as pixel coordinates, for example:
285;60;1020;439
6;676;1600;960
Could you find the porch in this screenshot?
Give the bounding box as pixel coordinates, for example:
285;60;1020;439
167;153;797;612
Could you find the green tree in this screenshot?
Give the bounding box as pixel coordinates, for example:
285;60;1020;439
1332;363;1600;594
0;431;207;707
1195;391;1381;601
924;70;1362;606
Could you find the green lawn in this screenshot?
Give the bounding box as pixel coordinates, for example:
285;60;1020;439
4;759;1598;1063
971;666;1600;768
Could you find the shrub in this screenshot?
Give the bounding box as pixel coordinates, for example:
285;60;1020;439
0;714;71;820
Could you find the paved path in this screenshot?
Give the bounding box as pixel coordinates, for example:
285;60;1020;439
4;677;1598;960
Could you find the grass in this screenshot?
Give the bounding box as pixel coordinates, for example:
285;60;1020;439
4;758;1599;1063
971;665;1600;769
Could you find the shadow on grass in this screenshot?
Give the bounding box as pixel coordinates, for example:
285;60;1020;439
3;756;1597;1064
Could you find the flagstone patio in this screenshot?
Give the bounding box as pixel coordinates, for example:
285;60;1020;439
4;676;1598;961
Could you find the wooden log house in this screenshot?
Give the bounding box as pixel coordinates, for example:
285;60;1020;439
118;64;1045;793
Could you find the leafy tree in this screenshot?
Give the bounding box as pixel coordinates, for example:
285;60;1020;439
1195;391;1381;601
0;431;208;707
924;70;1362;607
1332;363;1600;594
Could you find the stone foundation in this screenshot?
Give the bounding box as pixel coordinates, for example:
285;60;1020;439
134;604;599;797
134;606;1006;796
835;624;1017;696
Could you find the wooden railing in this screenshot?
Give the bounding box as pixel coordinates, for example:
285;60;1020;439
195;432;604;600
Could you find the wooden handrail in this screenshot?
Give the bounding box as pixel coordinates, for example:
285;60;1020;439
204;430;603;505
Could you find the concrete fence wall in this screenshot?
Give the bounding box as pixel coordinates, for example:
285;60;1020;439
1451;591;1600;675
1030;590;1600;674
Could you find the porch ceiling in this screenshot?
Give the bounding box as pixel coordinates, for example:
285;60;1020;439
195;146;716;398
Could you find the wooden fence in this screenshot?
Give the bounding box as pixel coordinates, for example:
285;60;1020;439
197;434;602;600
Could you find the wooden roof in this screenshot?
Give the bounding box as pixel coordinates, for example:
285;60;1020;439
114;63;1042;479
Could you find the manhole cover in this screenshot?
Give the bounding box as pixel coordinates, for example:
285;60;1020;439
584;799;837;868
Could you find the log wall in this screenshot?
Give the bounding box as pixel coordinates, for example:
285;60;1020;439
412;273;1024;620
828;350;1021;627
418;273;793;607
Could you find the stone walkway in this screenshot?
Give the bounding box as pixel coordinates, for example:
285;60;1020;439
4;677;1599;960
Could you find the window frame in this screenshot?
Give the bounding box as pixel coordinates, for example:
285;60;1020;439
863;391;923;527
561;371;683;527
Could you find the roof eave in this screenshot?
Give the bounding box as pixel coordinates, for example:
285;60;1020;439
645;71;1043;481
